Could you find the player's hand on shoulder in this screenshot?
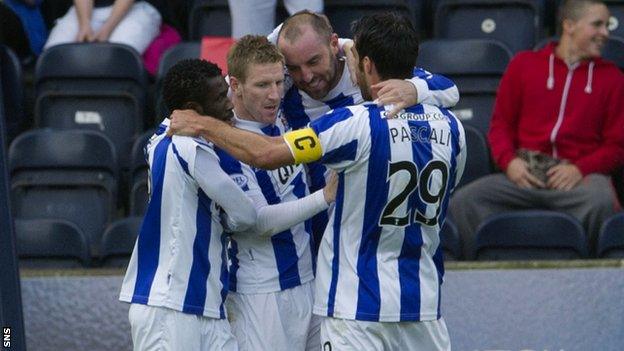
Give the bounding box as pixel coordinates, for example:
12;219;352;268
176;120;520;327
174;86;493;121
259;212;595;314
505;157;545;189
373;80;418;118
323;171;339;204
167;109;204;137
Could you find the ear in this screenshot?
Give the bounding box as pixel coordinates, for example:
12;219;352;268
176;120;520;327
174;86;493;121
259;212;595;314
183;101;204;114
329;33;340;56
562;18;576;35
230;76;242;97
362;56;373;75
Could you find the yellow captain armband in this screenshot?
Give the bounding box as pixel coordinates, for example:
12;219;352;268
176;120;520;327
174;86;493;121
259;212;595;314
283;128;322;164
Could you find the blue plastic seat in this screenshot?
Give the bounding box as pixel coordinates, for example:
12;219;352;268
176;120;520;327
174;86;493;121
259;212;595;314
155;42;201;118
417;39;512;135
15;219;91;268
458;125;493;188
0;44;24;143
605;0;624;39
441;219;462;261
475;210;588;260
9;129;118;256
434;0;542;53
100;217;142;267
597;213;624;258
189;0;232;39
35;43;147;171
129;130;154;216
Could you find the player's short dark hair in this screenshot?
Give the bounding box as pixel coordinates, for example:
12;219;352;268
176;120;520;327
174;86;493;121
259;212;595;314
351;12;419;80
162;59;222;114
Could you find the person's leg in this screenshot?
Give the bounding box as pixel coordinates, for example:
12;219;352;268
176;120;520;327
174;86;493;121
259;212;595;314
449;174;538;259
128;303;202;350
283;0;323;14
545;174;620;254
202;318;238;351
43;6;79;50
108;1;161;54
228;0;277;38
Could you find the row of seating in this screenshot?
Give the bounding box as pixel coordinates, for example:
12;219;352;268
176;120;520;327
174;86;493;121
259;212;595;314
442;212;624;261
14;210;624;269
190;0;624;53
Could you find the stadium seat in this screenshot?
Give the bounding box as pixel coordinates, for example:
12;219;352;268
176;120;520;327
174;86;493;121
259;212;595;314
606;0;624;39
100;217;142;267
34;43;148;171
441;219;462;260
416;39;513;135
458;125;493;188
130;129;154;216
434;0;542;53
535;35;624;71
474;211;588;260
0;44;24;143
596;213;624;259
188;0;232;39
324;0;421;38
9;129;118;256
15;218;90;268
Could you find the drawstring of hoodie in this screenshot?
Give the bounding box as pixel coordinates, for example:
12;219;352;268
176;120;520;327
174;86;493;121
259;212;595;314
546;53;594;94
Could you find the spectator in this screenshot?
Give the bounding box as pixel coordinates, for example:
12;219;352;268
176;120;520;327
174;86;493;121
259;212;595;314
43;0;161;55
449;0;624;259
228;0;323;38
3;0;47;59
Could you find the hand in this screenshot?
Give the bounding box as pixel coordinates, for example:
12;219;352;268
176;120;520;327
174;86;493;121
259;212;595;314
373;80;418;118
546;164;583;191
93;25;113;42
76;25;94;42
167;109;205;137
505;157;546;189
323;171;338;204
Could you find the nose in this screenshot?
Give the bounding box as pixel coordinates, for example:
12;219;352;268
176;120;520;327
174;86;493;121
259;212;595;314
301;66;314;83
268;84;280;100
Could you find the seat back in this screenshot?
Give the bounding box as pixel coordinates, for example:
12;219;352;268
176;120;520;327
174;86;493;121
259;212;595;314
606;0;624;38
441;220;462;260
100;217;142;267
0;44;24;142
130;130;154;216
435;0;541;53
417;39;512;134
35;43;147;171
9;129;118;256
597;213;624;258
324;0;420;37
15;219;90;268
458;125;493;188
189;0;232;39
475;210;588;260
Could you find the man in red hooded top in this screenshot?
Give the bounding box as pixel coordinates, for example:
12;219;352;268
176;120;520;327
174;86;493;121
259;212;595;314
450;0;624;259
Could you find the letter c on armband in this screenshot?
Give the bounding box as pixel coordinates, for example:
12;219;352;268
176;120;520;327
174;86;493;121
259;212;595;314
283;128;322;164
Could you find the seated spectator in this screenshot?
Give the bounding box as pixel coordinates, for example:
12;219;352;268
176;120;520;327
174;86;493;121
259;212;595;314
3;0;48;59
43;0;161;55
449;0;624;259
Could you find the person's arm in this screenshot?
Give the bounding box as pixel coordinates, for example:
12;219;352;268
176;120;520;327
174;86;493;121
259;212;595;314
94;0;134;42
193;144;257;231
168;110;298;170
75;0;94;42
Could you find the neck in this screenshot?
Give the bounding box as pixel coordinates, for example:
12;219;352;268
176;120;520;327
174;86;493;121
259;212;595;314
555;39;583;66
327;57;345;92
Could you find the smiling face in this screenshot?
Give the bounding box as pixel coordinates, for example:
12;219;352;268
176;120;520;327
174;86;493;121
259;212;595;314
564;3;610;59
278;25;341;100
231;62;285;124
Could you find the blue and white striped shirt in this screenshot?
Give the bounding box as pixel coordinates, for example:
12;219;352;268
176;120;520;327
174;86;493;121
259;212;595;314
307;103;466;322
119;119;257;318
